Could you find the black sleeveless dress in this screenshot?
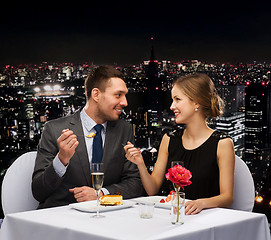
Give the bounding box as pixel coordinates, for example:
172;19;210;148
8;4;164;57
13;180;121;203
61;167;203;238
158;129;231;199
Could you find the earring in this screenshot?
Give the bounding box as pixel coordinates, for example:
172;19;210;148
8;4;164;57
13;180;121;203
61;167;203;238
195;108;198;112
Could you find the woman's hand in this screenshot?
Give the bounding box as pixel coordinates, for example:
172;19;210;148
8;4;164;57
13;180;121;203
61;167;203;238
185;199;205;215
123;141;144;166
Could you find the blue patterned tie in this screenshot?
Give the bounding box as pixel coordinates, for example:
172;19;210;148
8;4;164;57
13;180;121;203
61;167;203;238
92;124;103;163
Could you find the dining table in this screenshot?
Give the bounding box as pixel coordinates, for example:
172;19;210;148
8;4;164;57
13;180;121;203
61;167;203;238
0;196;270;240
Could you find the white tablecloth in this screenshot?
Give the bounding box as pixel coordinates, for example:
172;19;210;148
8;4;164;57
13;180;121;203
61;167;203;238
0;203;270;240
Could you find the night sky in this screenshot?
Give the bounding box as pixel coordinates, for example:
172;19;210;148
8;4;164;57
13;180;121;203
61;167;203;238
1;1;271;65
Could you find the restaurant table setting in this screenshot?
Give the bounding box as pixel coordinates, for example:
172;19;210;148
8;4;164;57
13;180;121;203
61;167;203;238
0;195;270;240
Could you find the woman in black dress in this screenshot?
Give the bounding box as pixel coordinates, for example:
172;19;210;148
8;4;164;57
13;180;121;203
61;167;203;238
124;73;235;215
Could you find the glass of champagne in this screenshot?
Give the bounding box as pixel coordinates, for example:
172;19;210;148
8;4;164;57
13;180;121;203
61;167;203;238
171;161;184;168
91;163;105;218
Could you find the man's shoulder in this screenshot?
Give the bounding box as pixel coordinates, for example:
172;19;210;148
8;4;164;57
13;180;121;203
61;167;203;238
116;118;131;126
108;119;131;130
45;110;80;127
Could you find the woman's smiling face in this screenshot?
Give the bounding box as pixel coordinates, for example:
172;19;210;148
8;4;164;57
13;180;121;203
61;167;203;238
170;85;198;124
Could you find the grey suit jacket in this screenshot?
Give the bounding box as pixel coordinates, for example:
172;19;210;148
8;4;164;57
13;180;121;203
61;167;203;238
32;109;144;209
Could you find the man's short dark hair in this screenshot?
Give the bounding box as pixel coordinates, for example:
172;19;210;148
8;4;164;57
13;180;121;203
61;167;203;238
85;65;124;99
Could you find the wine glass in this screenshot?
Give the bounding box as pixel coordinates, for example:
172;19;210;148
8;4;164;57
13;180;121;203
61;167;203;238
91;163;105;218
171;161;184;168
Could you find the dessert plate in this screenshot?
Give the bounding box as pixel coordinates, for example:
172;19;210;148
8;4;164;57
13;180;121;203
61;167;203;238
70;200;135;213
131;196;172;209
131;196;190;209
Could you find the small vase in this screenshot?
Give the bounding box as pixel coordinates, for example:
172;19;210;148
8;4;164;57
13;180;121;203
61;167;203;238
171;184;185;225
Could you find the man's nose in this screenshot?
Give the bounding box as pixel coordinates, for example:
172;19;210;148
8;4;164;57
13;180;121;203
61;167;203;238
121;96;128;106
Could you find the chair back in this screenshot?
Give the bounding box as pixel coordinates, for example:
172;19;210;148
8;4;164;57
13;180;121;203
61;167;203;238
1;151;39;215
230;155;255;211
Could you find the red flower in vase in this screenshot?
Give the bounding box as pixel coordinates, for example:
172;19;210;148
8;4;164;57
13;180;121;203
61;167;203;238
165;165;192;189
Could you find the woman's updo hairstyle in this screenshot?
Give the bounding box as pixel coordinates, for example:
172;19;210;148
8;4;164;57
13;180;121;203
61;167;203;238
173;73;224;119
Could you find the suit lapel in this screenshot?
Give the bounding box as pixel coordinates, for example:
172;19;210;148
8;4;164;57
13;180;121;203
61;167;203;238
69;110;91;186
102;121;116;174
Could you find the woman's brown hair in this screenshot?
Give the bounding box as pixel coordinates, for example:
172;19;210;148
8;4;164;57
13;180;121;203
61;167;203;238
173;73;224;119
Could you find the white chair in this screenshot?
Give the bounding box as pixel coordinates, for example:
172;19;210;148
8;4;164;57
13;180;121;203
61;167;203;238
1;151;39;215
229;155;255;212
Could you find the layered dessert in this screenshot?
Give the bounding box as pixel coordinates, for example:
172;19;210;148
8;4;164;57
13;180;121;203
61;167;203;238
99;195;123;206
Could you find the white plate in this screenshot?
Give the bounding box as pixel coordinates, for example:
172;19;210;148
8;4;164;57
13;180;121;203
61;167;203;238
131;196;171;209
70;200;135;213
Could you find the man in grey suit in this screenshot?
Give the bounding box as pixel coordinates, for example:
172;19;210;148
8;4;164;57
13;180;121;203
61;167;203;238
32;65;144;209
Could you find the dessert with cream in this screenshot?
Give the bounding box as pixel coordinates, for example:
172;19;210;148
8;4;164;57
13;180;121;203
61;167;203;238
99;195;123;206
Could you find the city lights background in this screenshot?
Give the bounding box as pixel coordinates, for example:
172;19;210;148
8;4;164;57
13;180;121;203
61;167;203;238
0;1;270;224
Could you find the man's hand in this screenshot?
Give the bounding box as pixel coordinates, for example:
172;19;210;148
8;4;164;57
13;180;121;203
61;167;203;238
69;186;104;202
57;129;79;166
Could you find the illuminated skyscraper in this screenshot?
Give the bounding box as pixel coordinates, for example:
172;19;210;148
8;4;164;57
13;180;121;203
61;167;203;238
212;85;246;157
245;83;271;164
212;112;245;157
146;37;161;111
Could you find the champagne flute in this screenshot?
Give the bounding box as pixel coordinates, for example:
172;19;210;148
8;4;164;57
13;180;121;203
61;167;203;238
91;163;105;218
171;161;184;168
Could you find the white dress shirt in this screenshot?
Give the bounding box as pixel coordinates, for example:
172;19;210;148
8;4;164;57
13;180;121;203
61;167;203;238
53;107;109;194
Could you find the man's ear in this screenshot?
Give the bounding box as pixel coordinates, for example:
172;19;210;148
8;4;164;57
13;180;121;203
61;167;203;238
91;88;100;102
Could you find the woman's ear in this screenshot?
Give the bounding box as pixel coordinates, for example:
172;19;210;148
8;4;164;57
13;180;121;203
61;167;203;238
194;102;201;112
194;102;200;109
